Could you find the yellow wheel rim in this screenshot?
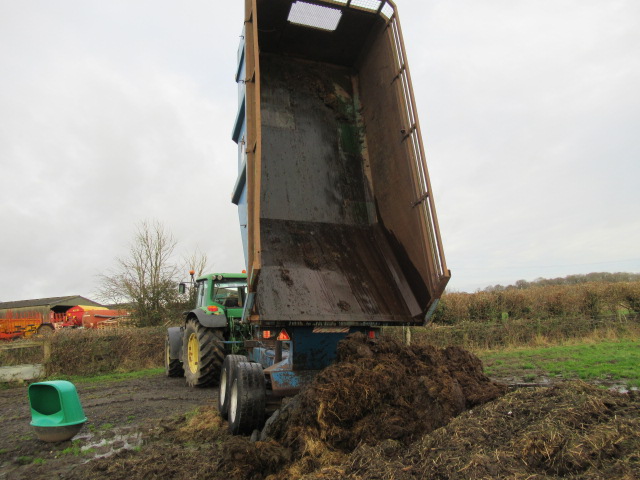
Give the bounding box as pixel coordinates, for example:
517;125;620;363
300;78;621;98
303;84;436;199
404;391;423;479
165;343;170;368
187;333;199;373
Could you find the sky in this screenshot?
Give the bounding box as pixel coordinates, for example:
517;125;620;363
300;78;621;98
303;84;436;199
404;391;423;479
1;0;639;302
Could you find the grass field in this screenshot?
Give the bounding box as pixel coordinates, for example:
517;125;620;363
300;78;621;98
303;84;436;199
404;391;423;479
479;339;640;388
52;367;164;384
2;321;638;393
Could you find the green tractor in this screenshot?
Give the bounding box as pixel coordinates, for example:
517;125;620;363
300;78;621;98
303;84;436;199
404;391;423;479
165;272;248;387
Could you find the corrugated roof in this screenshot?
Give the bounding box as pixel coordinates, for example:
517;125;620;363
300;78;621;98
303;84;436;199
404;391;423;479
0;296;104;310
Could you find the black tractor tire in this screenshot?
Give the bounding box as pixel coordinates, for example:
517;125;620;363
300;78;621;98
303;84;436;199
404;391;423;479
219;354;248;419
228;362;266;435
182;318;225;388
165;333;184;377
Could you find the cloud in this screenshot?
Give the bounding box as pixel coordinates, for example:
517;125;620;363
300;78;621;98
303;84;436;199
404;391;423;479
0;1;245;301
402;0;640;290
0;0;638;302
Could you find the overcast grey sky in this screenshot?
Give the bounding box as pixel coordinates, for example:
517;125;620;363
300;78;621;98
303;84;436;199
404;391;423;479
1;0;639;302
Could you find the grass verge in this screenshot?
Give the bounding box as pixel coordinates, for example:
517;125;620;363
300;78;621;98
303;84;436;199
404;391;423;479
479;339;640;387
49;367;164;385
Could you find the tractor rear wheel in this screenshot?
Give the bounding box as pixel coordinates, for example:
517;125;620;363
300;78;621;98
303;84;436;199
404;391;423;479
219;354;248;419
228;362;266;435
182;319;224;387
165;333;184;377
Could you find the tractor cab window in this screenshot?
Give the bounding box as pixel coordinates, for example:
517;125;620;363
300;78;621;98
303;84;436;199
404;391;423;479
212;281;247;308
195;280;208;308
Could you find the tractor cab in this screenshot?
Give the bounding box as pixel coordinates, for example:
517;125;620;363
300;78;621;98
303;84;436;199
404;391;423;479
194;273;247;318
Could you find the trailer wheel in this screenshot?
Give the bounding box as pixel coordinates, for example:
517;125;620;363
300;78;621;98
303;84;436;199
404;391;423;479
228;362;266;435
219;354;248;419
35;324;55;337
182;319;224;387
165;334;184;377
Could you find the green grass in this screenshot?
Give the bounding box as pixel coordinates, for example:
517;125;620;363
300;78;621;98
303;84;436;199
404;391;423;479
59;440;95;457
60;442;83;456
479;339;640;387
0;367;164;391
88;422;114;432
49;367;164;385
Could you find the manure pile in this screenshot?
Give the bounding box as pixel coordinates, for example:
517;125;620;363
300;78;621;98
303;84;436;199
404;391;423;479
342;382;640;480
226;334;639;479
262;333;507;451
222;333;508;478
77;334;639;480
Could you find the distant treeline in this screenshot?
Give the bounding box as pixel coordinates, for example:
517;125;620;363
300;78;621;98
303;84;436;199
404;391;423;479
483;272;640;292
433;279;640;325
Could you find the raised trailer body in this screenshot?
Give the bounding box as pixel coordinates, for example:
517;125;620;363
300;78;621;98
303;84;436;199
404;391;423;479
233;0;448;325
226;0;449;432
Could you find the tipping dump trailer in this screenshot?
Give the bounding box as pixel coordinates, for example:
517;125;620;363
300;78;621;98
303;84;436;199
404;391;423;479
224;0;450;434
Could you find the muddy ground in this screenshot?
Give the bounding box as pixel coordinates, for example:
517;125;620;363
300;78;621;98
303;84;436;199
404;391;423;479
1;334;638;480
0;373;216;480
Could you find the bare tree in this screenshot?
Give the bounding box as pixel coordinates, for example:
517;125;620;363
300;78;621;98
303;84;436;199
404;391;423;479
98;220;181;327
184;249;209;279
178;249;211;310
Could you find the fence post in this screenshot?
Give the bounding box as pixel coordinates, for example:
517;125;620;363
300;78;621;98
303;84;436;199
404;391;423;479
42;340;51;362
403;326;411;345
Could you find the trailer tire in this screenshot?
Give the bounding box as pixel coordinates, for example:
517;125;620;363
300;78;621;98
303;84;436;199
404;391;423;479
165;334;184;377
36;324;55;337
183;318;224;387
219;354;248;419
228;362;266;435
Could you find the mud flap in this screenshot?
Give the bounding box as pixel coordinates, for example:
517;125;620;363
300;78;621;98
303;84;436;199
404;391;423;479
191;309;228;329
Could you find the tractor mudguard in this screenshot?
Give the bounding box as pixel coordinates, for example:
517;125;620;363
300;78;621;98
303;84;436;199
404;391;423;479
188;308;228;329
167;327;184;361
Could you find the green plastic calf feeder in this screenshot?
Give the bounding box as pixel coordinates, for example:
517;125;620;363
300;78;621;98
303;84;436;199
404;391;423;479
28;380;87;442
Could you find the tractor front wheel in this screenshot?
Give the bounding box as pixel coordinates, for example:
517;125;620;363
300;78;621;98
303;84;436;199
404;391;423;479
182;319;224;387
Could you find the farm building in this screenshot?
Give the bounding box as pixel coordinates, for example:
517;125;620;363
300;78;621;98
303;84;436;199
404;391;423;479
0;296;107;339
0;295;104;321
